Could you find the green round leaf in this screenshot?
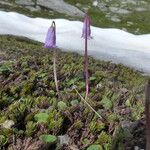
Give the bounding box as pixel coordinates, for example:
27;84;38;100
39;134;57;144
87;144;103;150
101;96;113;109
57;101;67;110
71;100;79;106
34;113;49;123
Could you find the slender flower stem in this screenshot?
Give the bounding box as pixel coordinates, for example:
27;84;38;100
53;49;59;93
85;17;89;99
52;21;59;94
74;88;103;119
82;14;91;99
145;80;150;150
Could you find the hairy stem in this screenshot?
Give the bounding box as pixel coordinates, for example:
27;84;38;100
146;79;150;150
85;19;89;99
53;50;59;93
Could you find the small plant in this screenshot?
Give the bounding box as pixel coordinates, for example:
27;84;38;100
39;134;57;144
71;99;79;106
89;120;105;133
7;101;28;123
57;101;67;110
25;121;37;137
0;135;8;147
96;131;111;144
0;64;12;76
44;21;59;94
87;144;103;150
48;109;63;134
101;96;113;110
34;112;49;123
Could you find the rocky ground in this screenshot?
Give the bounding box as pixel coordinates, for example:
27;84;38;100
0;0;150;34
0;0;84;16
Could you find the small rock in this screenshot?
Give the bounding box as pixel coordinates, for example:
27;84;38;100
122;28;127;32
25;5;41;12
135;28;140;34
15;0;34;6
58;134;70;145
121;120;139;133
0;1;13;6
93;1;98;7
120;108;131;115
120;88;128;93
110;16;121;22
109;7;130;14
121;120;132;128
1;120;15;129
83;7;89;13
134;146;140;150
69;145;79;150
76;3;81;7
135;7;146;12
37;0;84;17
96;83;104;90
127;21;134;26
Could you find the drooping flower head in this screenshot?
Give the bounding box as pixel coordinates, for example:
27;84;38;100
44;21;56;48
82;14;91;39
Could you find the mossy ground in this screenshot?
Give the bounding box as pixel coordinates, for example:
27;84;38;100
0;35;148;149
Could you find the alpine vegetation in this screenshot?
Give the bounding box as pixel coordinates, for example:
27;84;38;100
44;21;59;94
0;8;149;149
82;14;92;99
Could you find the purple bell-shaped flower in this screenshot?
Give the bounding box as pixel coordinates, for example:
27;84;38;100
44;21;56;48
82;14;91;39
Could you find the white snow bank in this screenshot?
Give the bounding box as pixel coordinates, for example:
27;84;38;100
0;11;150;74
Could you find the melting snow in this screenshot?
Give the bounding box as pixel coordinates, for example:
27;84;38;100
0;11;150;73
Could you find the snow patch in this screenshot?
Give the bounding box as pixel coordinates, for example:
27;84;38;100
0;11;150;73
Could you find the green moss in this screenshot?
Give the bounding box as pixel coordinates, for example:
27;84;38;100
47;109;64;133
74;119;83;129
96;131;112;144
57;101;68;110
131;100;144;120
0;135;8;147
101;96;113;110
25;121;37;136
89;119;105;133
